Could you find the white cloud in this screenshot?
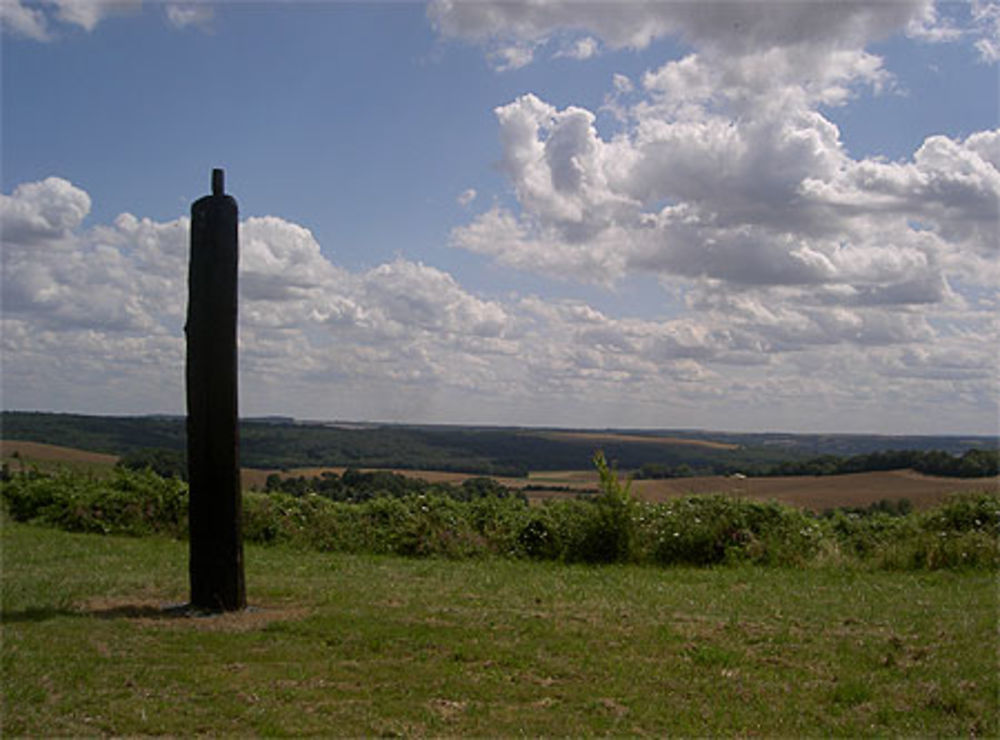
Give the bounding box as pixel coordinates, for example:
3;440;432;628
457;188;477;207
487;42;537;71
165;3;213;31
2;163;995;431
432;2;998;432
361;259;509;338
429;1;935;58
0;0;51;40
0;176;92;245
0;0;174;39
51;0;139;32
443;3;997;311
970;0;1000;62
555;35;599;60
612;73;633;94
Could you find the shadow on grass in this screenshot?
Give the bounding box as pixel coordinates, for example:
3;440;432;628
2;603;231;624
1;606;78;624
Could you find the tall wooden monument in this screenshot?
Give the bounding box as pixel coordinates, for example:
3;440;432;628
186;168;246;611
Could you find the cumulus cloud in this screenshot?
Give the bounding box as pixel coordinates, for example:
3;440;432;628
0;177;519;419
2;176;995;431
1;177;92;245
425;1;1000;430
443;1;997;337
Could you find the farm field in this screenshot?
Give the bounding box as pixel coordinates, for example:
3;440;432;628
2;519;996;736
529;469;999;511
247;466;999;512
0;440;118;475
631;470;1000;511
3;439;996;512
526;430;740;450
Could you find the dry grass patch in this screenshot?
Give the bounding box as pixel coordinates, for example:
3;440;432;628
1;440;119;472
527;430;739;450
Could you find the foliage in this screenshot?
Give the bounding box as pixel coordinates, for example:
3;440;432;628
9;410;994;477
576;450;636;563
761;447;999;479
262;468;527;504
0;467;187;537
116;447;187;480
2;465;997;570
823;493;1000;570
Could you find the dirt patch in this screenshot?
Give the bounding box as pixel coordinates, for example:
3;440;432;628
81;597;309;632
597;697;630;717
429;698;468;720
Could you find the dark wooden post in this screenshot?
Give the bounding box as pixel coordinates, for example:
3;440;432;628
186;168;246;611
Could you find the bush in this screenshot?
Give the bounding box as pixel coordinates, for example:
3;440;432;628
637;496;822;567
557;451;636;564
1;467;187;537
3;467;997;571
116;447;187;480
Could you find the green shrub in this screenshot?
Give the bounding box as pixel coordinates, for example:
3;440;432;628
243;490;529;559
637;496;822;567
1;467;187;537
826;510;910;560
517;514;561;560
559;451;636;564
4;467;997;571
919;492;1000;536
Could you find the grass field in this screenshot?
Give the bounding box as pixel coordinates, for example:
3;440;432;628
2;519;997;736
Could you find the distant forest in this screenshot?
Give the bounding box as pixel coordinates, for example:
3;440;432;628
2;411;997;478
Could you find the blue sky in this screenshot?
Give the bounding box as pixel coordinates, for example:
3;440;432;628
2;1;998;434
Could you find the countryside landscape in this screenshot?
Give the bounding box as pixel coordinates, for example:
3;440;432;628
2;411;998;512
4;0;1000;736
2;411;998;734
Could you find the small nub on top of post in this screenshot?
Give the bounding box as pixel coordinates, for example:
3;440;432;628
212;169;225;196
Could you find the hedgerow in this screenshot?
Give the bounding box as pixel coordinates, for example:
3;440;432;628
1;467;187;538
2;464;997;570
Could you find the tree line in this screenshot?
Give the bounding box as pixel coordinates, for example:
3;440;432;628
634;448;998;480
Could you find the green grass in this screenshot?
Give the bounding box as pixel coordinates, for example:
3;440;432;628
2;520;997;736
